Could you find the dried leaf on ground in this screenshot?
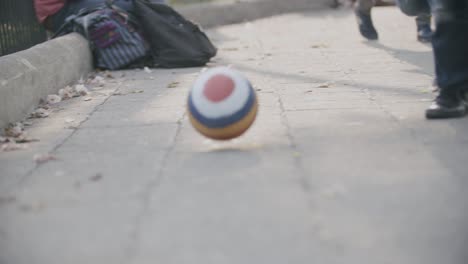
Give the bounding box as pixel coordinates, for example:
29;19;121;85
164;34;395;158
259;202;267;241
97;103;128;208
75;84;89;96
83;97;93;101
4;123;24;138
64;118;75;124
112;90;124;96
223;47;239;51
103;71;114;79
0;196;16;206
131;90;144;94
47;94;62;104
89;75;106;87
89;173;103;182
30;108;50;119
14;135;39;144
317;82;332;88
167;81;180;88
1;142;28;152
22;121;33;127
311;44;329;48
18;201;46;213
33;153;57;164
59;86;75;100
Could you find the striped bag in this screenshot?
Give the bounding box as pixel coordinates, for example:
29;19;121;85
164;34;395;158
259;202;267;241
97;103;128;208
73;7;149;70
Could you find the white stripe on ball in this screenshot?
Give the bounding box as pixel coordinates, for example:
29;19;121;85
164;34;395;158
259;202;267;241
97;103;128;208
191;67;250;119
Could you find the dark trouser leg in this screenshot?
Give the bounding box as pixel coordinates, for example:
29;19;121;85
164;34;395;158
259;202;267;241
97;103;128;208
355;0;379;39
416;13;432;42
397;0;468;118
431;0;468;91
416;13;431;26
426;0;468;118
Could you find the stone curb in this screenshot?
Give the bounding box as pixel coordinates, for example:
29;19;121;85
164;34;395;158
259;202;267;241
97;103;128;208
0;0;330;129
0;33;93;129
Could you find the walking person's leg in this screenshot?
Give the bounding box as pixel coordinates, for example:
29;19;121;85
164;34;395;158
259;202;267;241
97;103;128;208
426;0;468;118
397;0;468;118
354;0;379;40
415;13;433;42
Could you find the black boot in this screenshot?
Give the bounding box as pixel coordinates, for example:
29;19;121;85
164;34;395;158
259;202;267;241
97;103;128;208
426;89;466;119
355;10;378;40
417;24;433;43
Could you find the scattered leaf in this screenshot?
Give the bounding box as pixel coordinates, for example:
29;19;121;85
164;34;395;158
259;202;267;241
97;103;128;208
1;143;28;152
131;90;144;94
75;84;89;96
0;196;16;206
4;123;24;138
104;71;114;79
144;67;153;73
311;44;329;48
33;153;57;164
14;135;39;143
30;108;50;119
317;82;332;88
18;201;46;213
47;94;62;104
223;47;239;51
83;97;93;101
64;118;75;124
59;86;75;100
112;90;123;96
22;121;33;127
89;75;106;87
89;173;103;182
167;81;180;88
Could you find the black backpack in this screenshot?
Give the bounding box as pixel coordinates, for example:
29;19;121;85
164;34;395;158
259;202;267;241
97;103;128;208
134;0;217;68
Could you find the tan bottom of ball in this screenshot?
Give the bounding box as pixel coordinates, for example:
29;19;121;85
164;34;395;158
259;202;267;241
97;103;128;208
188;99;258;140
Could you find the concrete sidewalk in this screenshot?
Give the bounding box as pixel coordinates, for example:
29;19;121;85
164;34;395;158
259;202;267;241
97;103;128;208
2;6;468;264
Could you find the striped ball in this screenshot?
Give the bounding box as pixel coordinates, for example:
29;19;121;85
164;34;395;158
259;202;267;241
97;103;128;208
188;67;258;140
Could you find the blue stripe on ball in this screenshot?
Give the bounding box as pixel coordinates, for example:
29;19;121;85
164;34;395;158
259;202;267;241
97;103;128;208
188;84;256;129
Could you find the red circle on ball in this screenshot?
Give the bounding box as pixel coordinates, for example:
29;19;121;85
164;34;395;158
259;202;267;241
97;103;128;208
203;74;235;102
